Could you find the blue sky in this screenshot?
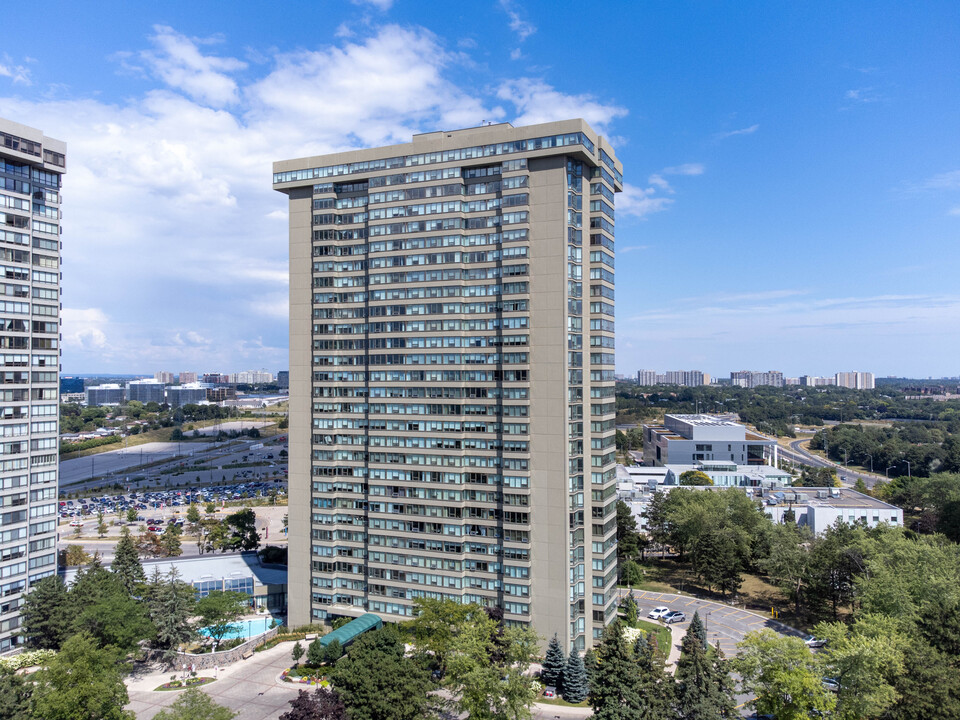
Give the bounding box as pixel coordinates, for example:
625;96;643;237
1;0;958;377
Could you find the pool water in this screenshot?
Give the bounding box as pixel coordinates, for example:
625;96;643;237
200;617;278;640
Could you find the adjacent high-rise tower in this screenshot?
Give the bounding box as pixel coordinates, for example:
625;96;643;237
274;120;620;650
0;118;64;652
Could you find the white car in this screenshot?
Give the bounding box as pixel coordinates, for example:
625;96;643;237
69;520;84;528
647;606;670;620
804;634;826;648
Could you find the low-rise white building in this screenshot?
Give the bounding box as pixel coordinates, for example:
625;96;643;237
761;486;902;533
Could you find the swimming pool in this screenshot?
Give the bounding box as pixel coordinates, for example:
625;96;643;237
200;617;278;640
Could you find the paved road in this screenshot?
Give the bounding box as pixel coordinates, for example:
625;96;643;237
786;439;886;488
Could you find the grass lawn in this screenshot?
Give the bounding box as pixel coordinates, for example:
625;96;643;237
537;695;589;708
633;618;672;654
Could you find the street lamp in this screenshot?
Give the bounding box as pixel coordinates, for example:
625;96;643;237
886;465;895;478
905;460;911;479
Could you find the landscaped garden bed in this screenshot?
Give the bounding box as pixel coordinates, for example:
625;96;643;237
280;667;331;687
155;676;216;691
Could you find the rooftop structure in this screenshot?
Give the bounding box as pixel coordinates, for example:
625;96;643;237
759;486;901;533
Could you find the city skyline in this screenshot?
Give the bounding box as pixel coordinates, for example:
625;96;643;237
0;2;958;375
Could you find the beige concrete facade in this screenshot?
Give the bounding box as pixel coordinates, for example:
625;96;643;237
274;119;621;651
0;118;65;652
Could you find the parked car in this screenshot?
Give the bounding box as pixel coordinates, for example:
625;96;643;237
822;677;840;692
543;687;557;699
804;634;827;648
663;611;686;624
69;520;84;527
647;606;670;620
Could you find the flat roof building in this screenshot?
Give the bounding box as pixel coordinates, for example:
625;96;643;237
275;119;622;651
126;378;166;404
643;414;778;467
760;486;901;534
0;117;64;652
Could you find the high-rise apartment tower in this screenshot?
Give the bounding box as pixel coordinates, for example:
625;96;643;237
274;120;621;650
0;118;64;652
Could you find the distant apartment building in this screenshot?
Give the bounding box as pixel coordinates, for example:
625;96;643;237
0;118;65;652
730;370;784;388
800;375;835;387
85;383;126;406
202;373;228;384
178;371;198;384
636;369;709;387
229;370;274;385
643;414;778;467
126;379;166;404
275;119;622;651
835;371;875;390
154;371;175;384
637;369;657;385
166;383;209;408
276;370;289;389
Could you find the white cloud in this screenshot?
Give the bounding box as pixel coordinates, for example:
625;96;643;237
350;0;394;8
616;245;650;254
948;207;960;216
0;60;31;85
139;26;247;107
844;87;883;104
61;308;110;351
510;48;523;61
497;78;626;133
662;163;704;176
617;183;673;219
500;0;537;41
914;170;960;191
716;124;758;139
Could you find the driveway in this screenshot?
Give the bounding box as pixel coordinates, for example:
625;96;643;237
126;641;302;719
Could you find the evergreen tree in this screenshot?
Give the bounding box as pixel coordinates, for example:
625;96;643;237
583;648;598;693
291;641;304;667
542;633;566;690
20;575;71;649
562;648;589;703
688;611;708;651
307;637;325;667
147;568;196;661
590;621;643;720
635;630;674;720
621;594;639;626
674;626;735;719
0;665;33;719
112;526;146;594
161;523;183;557
323;639;343;664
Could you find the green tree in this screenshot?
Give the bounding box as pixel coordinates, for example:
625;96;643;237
281;688;347;720
813;613;906;720
888;641;960;720
693;528;744;596
0;667;33;719
541;634;566;689
634;629;674;719
19;575;71;649
617;500;641;560
126;507;138;524
445;607;538;720
760;522;812;615
307;637;325;667
734;629;835;720
112;526;146;593
160;522;183;557
31;632;135;720
583;648;597;693
153;687;237;720
97;509;108;538
186;502;201;525
680;470;713;485
620;594;639;627
645;491;671;557
621;559;643;586
64;544;92;566
562;649;588;703
406;597;472;674
146;567;196;661
675;620;734;719
70;563;154;655
194;591;247;647
291;640;304;667
687;611;707;650
330;625;436;720
324;639;343;664
205;501;216;514
225;508;260;550
589;620;642;720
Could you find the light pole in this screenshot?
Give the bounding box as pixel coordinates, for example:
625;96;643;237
905;460;911;479
886;465;895;478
